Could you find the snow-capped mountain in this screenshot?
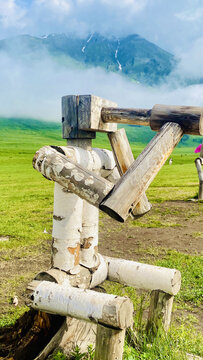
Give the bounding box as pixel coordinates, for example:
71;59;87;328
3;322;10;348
0;33;176;85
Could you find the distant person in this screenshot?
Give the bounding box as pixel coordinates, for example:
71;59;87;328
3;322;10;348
169;158;173;165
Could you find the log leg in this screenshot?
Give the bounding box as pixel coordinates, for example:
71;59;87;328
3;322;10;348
61;139;98;355
80;201;99;269
52;183;83;273
95;324;126;360
146;290;174;340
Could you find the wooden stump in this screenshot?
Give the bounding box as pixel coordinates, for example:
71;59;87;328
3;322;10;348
94;325;126;360
146;290;174;340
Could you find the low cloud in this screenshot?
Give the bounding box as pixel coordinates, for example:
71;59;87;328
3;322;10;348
172;37;203;80
0;50;203;122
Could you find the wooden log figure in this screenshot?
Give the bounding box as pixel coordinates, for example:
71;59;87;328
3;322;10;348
28;94;203;359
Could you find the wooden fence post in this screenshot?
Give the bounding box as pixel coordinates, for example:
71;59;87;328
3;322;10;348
95;325;126;360
146;290;174;339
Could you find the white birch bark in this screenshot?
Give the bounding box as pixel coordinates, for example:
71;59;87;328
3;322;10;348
30;281;133;329
105;256;181;295
33;146;114;207
56;146;117;175
80;202;99;269
90;254;108;289
52;183;83;273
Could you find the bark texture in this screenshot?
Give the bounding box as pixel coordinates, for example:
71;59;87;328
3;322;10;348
95;325;125;360
28;281;133;329
100;123;183;222
33;146;113;208
105;256;181;295
150;104;203;135
146;290;174;338
108;128;151;218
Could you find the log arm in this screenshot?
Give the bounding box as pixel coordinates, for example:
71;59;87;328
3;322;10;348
33;122;183;225
33;146;114;208
100;122;183;222
108;128;151;218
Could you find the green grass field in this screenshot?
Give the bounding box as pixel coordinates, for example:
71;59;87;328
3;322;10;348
0;117;202;360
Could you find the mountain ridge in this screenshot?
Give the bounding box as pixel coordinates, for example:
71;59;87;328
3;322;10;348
0;32;176;85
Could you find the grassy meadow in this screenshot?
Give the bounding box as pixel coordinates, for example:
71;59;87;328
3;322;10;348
0;117;202;359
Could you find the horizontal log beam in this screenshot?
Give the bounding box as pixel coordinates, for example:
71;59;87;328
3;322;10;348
28;281;133;330
102;107;151;126
101;104;203;135
100;123;183;222
105;256;181;295
150;104;203;135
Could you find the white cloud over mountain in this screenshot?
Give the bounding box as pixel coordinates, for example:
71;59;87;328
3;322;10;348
0;0;203;121
0;49;203;121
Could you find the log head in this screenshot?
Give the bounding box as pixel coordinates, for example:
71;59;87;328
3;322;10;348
62;95;117;139
150;104;203;135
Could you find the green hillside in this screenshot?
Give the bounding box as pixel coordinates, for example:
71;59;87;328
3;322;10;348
0;33;175;85
0;117;202;151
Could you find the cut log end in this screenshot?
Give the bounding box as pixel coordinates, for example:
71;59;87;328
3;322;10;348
171;270;181;295
99;203;125;222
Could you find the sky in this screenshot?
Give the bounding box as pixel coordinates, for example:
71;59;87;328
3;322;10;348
0;0;203;120
0;0;203;52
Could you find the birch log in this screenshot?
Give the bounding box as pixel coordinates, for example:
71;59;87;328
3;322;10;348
105;257;181;295
100;123;183;222
34;268;92;289
95;325;126;360
195;157;203;200
66;138;98;354
56;145;117;178
52;183;83;273
108;128;151;218
80;202;99;269
33;146;114;208
146;290;174;338
28;281;133;329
